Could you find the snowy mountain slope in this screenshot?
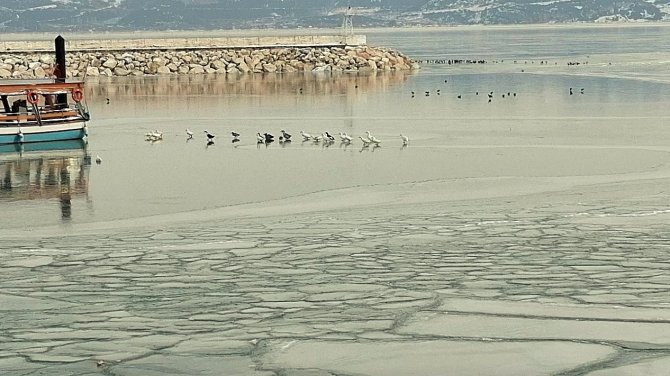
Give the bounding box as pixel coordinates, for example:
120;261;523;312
0;0;666;31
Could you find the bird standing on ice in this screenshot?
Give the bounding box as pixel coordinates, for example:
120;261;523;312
95;155;102;164
400;134;409;145
204;130;215;141
366;131;381;145
185;129;194;139
359;136;371;145
300;131;312;140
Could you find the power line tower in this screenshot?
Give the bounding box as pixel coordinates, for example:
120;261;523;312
342;6;354;36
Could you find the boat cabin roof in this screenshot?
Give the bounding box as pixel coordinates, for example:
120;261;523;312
0;81;85;96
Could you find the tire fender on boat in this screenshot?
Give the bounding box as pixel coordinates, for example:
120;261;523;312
27;91;39;105
72;88;84;103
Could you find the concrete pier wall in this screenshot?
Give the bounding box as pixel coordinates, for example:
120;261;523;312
0;35;368;53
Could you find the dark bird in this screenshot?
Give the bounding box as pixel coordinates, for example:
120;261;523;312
324;131;336;142
457;95;461;99
231;138;240;144
105;98;110;104
569;88;573;95
204;130;215;141
281;129;292;140
264;133;274;143
580;88;585;94
231;131;240;138
95;155;102;164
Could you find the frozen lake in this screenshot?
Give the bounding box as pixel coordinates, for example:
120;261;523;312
1;24;670;375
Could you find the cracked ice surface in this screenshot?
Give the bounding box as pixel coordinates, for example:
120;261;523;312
3;180;670;375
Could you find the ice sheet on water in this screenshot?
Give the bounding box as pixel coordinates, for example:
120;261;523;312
261;340;615;376
586;356;670;376
113;354;272;376
401;312;670;345
167;338;254;356
438;298;670;321
3;256;54;268
0;293;74;311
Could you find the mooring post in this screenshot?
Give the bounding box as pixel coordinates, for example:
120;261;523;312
55;35;68;106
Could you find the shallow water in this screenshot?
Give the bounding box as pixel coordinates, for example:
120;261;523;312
2;25;670;375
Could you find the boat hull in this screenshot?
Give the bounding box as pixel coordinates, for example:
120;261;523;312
0;122;87;145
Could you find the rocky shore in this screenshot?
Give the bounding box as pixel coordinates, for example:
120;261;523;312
0;45;418;79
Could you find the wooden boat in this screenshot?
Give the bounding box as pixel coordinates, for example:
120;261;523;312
0;81;90;145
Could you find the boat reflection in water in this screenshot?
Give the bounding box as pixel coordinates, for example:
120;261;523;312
0;140;90;221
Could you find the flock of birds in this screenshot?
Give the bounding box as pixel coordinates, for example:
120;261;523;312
176;128;410;147
411;81;586;102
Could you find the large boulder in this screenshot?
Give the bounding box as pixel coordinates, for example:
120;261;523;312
33;67;46;77
86;67;100;77
210;60;226;70
102;58;118;69
156;66;172;75
189;65;205;74
237;61;251;73
262;63;277;73
114;67;130;76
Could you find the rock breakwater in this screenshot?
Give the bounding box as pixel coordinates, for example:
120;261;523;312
0;46;417;79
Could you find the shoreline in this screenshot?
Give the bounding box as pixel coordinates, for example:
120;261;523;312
0;22;668;42
3;167;670;240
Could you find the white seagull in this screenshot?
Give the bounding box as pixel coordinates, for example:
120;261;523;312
366;131;381;145
145;130;162;141
185;129;194;139
400;134;409;145
300;131;312;140
359;136;371;145
256;132;265;143
95;155;102;164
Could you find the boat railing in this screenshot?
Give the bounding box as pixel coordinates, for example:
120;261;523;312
0;81;88;124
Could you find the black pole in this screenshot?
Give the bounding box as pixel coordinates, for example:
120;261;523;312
55;35;67;106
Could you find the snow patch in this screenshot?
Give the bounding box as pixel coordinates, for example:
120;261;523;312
531;0;572;5
29;5;57;10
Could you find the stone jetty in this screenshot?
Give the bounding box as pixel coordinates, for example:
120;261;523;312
0;35;418;79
